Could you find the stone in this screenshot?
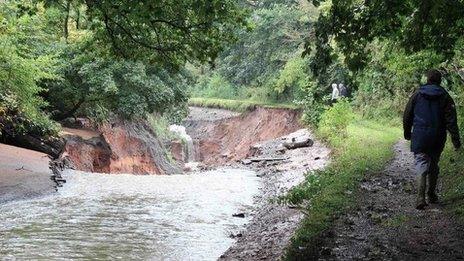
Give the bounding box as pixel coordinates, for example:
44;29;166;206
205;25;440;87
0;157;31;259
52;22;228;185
233;213;246;218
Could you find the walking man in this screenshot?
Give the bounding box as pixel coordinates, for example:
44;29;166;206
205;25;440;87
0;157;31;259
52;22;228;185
403;69;461;210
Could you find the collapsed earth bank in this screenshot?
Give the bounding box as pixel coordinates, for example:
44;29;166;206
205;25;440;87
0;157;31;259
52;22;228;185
61;119;181;175
184;106;302;166
60;106;304;175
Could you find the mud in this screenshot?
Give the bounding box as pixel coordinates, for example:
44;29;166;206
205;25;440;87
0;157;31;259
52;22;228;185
312;141;464;261
0;143;55;204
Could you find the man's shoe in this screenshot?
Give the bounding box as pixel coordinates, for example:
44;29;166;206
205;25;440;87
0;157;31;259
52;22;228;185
428;193;439;204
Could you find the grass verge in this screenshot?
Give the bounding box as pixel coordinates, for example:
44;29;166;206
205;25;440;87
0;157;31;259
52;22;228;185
188;97;299;112
441;144;464;220
282;120;401;260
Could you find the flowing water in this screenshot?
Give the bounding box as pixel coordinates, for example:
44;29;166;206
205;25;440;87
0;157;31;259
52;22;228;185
169;125;196;162
0;168;260;260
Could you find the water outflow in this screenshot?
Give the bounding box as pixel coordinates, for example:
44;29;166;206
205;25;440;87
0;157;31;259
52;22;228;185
169;124;196;162
0;168;260;260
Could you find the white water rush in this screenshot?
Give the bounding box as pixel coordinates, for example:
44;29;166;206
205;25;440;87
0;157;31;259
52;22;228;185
0;168;260;260
169;124;196;162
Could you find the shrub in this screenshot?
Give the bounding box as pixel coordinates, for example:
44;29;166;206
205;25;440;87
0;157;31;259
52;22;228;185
317;99;354;142
190;73;237;99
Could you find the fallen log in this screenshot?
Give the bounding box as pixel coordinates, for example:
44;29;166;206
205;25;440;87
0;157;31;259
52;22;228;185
283;137;314;149
248;157;289;162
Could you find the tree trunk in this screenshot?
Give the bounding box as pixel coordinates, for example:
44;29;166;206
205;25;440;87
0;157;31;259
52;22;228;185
64;1;71;41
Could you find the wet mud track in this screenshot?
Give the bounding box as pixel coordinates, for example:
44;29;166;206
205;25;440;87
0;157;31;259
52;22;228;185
318;140;464;261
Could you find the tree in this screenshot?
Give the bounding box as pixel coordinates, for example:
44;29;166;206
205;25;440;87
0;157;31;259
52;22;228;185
307;0;464;74
78;0;247;66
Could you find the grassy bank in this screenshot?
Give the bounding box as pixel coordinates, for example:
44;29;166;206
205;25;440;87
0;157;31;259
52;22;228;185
441;144;464;220
188;97;299;112
283;119;401;259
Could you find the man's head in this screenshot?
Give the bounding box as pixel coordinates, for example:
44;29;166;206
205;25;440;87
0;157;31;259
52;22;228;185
426;69;442;85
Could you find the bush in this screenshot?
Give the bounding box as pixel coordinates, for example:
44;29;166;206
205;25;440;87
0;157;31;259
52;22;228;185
0;94;59;138
190;73;237;99
317;99;354;142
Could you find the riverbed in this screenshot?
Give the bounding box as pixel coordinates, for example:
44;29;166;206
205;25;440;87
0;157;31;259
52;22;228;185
0;168;260;260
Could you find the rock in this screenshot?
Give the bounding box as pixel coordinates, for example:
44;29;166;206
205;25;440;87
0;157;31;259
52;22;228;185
320;247;332;256
170;139;185;163
250;144;263;156
276;145;287;154
283;138;314;150
229;233;243;238
242;159;253;165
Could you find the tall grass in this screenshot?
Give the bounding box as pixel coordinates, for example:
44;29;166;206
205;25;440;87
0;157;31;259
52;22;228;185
441;143;464;220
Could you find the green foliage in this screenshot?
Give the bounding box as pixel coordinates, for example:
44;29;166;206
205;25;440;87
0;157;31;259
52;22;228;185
0;3;59;137
317;99;354;142
85;0;248;66
147;114;178;141
190;2;317;104
1;0;249;142
217;4;311;87
0;94;59;138
190;73;237;100
308;0;464;73
43;38;190;121
282;120;401;259
353;42;445;119
441;144;464;220
296;80;328;126
273;55;311;100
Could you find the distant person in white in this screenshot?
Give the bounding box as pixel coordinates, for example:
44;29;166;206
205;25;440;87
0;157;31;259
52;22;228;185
331;83;340;101
331;83;348;102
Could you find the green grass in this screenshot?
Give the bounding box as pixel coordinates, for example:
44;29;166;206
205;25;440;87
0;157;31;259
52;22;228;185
441;143;464;220
283;119;401;260
188;97;299;112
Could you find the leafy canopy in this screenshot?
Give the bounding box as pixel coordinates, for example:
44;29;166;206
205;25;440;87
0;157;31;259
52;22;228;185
81;0;248;66
308;0;464;74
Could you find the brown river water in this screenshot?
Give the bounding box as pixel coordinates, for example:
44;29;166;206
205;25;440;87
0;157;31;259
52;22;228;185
0;168;260;260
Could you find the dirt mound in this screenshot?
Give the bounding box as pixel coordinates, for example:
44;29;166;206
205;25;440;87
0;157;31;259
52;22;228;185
185;107;302;165
63;119;181;175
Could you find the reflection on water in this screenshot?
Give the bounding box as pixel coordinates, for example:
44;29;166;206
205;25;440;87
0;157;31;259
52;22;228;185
0;169;260;260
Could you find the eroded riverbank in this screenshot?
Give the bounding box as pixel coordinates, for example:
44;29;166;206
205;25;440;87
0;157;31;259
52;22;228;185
0;106;330;260
185;107;331;259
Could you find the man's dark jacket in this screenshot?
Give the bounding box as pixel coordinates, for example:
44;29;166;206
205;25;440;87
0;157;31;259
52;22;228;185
403;84;461;154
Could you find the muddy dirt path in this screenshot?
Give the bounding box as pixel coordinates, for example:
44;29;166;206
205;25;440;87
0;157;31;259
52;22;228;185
317;140;464;261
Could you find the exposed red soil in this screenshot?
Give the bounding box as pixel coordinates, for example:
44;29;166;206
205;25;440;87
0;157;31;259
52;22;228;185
62;119;181;175
186;107;302;165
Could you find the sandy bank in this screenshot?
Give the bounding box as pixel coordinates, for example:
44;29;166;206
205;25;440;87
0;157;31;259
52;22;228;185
0;143;55;204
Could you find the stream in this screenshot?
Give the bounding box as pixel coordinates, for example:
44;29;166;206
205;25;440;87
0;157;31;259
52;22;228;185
0;168;260;260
